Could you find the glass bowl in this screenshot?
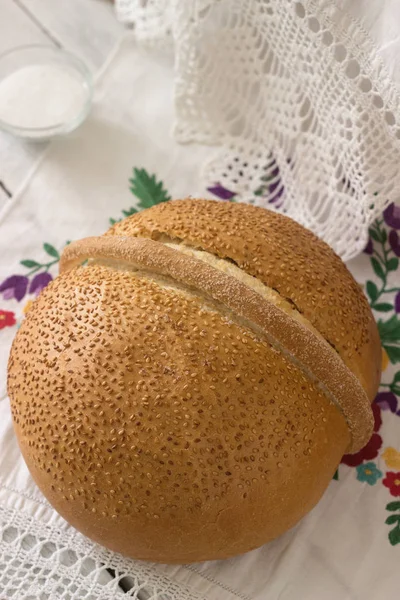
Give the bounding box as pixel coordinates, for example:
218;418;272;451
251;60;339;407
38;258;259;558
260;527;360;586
0;45;93;141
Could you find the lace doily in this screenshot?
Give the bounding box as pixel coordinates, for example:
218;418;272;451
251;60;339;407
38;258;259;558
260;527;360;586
116;0;400;260
0;505;204;600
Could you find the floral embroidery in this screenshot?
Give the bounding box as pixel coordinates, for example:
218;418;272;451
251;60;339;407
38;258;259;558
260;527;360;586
388;230;400;257
395;291;400;314
385;502;400;545
378;316;400;365
29;272;53;296
341;404;382;467
0;275;29;302
1;168;400;548
110;168;170;225
379;371;400;406
0;309;16;330
21;243;60;273
374;391;398;414
356;462;382;485
365;219;399;313
383;203;400;230
207;159;286;207
364;238;373;255
349;206;400;544
23;300;34;315
0;244;59;308
254;159;286;207
207;183;236;201
364;210;400;366
341;434;383;468
383;472;400;497
382;448;400;470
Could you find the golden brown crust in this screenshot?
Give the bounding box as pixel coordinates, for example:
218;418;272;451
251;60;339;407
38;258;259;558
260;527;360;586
7;199;381;563
8;263;349;563
107;199;381;401
60;235;373;452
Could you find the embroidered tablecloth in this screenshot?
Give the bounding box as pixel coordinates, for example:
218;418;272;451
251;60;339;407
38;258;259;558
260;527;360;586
0;35;399;600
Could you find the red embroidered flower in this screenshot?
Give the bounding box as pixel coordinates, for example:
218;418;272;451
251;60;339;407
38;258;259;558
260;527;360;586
383;472;400;497
0;309;16;330
372;402;382;430
341;404;382;467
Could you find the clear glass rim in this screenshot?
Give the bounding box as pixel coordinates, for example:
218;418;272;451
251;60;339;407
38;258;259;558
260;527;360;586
0;44;93;136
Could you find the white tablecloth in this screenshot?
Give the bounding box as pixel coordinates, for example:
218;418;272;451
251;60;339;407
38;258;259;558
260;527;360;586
0;35;399;600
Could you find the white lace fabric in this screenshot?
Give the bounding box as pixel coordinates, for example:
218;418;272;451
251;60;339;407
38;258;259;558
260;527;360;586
0;504;204;600
117;0;400;260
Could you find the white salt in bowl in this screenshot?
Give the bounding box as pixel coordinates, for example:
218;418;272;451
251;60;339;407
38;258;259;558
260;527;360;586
0;45;93;141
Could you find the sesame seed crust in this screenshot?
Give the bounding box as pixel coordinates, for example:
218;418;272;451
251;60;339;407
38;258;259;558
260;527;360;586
7;200;380;563
60;234;373;453
108;199;381;402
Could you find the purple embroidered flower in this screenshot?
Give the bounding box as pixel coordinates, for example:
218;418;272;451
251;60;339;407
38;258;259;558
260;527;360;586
364;238;374;255
395;291;400;314
0;275;29;302
207;183;236;201
268;178;284;206
29;272;52;296
389;230;400;257
253;162;285;207
374;391;398;413
383;203;400;230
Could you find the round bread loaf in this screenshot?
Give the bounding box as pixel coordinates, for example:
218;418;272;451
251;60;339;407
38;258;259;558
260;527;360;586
8;199;381;563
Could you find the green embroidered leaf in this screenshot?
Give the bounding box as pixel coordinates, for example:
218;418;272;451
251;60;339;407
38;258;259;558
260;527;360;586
388;524;400;546
122;207;138;218
20;259;40;268
378;315;400;344
373;303;393;312
366;281;378;302
369;229;381;243
385;514;400;525
371;257;385;281
110;207;138;226
379;316;400;362
333;469;339;480
387;257;399;272
386;501;400;511
393;371;400;384
130;168;171;210
43;243;60;259
389;381;400;397
385;345;400;364
381;229;387;244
